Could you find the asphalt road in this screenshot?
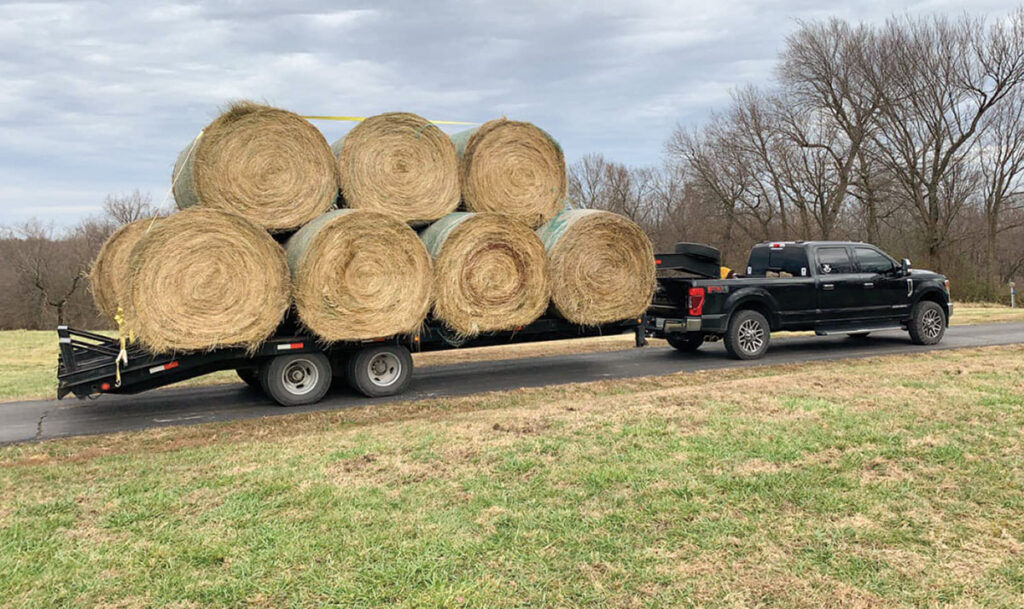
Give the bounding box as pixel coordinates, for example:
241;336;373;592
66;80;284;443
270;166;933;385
3;321;1024;444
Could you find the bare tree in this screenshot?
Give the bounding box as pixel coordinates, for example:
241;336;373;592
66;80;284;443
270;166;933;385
870;11;1024;269
102;189;156;225
977;88;1024;285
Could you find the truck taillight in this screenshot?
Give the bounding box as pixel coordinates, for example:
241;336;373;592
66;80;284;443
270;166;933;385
688;287;705;316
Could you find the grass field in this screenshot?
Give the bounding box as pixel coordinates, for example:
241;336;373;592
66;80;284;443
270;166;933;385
1;345;1022;607
3;302;1022;403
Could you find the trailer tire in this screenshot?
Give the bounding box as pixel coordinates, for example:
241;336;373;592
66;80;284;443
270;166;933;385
908;300;946;345
724;309;770;360
236;368;261;389
260;353;332;407
347;344;412;398
667;334;704;352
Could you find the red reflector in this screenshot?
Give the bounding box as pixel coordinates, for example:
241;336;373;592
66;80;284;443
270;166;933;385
687;287;705;316
165;361;179;370
100;382;110;391
655;258;662;265
290;342;304;349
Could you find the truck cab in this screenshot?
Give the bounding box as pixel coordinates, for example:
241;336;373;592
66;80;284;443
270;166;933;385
649;241;952;359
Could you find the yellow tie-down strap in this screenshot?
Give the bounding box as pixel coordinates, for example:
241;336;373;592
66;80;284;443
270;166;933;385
302;115;478;125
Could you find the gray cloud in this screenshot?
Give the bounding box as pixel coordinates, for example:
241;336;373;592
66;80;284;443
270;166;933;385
0;0;1019;224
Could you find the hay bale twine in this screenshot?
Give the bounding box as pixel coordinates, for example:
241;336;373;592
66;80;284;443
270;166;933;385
332;112;459;224
420;212;550;335
537;209;656;325
173;101;338;232
285;209;433;341
450;119;566;227
124;208;291;353
90;218;160;322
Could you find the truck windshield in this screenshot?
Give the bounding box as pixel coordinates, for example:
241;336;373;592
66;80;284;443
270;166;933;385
745;246;808;277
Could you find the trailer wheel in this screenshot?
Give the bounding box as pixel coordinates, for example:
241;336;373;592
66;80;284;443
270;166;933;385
236;368;261;389
724;309;770;360
260;353;332;407
667;334;704;352
347;344;412;398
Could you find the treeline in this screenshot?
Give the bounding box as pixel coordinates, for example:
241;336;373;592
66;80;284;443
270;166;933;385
570;11;1024;302
0;191;156;330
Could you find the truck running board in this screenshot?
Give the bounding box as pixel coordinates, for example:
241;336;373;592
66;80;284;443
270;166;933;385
814;324;904;336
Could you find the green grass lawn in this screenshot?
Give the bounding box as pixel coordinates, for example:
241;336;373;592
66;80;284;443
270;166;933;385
3;302;1024;404
1;345;1022;607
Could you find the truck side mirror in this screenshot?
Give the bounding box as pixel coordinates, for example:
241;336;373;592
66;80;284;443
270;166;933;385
900;258;911;276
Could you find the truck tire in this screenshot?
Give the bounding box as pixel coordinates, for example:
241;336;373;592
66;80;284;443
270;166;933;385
724;309;770;360
667;333;704;352
260;353;332;407
908;300;946;345
347;344;413;398
236;368;261;390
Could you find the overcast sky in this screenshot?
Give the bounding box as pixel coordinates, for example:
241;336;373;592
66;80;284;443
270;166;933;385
1;0;1020;226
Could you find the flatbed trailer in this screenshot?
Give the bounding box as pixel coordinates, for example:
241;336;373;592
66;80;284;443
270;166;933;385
57;315;647;407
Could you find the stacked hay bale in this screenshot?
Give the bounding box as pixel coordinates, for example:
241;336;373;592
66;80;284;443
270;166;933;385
450;119;566;228
333;112;459;224
121;208;291;352
285;209;432;341
419;212;549;335
173;101;338;232
537;209;655;325
89;218;160;322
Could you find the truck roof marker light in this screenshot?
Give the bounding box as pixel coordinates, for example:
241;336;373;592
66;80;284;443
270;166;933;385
687;287;705;316
770;242;784;249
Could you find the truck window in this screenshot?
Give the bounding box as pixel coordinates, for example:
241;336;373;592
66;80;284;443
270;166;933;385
854;247;895;274
769;247;808;277
745;245;808;277
816;247;854;274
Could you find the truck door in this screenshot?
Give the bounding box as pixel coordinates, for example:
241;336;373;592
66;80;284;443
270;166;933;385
853;246;909;321
815;246;870;322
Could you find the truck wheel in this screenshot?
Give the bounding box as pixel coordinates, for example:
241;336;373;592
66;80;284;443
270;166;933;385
724;310;770;360
260;353;332;407
908;300;946;345
347;344;413;398
667;334;704;352
236;368;261;390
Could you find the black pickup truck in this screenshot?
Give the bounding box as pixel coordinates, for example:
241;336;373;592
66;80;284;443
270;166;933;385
648;241;952;359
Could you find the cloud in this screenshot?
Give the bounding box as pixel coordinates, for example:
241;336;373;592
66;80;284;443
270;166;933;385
0;0;1020;225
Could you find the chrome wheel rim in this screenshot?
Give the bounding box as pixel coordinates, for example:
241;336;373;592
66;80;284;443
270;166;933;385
366;352;401;387
281;359;319;396
738;319;765;353
922;308;943;338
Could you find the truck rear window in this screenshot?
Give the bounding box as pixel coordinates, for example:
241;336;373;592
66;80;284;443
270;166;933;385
745;246;808;277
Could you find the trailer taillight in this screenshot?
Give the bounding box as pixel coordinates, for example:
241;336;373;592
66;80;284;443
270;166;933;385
687;287;705;316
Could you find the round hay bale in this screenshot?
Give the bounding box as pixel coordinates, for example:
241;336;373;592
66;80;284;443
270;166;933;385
332;112;459;224
285;209;433;341
537;209;656;325
450;119;566;227
420;212;550;335
89;218;160;322
124;208;291;353
173;101;338;232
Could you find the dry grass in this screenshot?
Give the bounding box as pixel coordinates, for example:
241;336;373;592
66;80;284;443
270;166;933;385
1;346;1022;607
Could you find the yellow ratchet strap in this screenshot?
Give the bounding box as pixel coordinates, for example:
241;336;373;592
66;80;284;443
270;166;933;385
113;306;130;387
301;115;478;125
